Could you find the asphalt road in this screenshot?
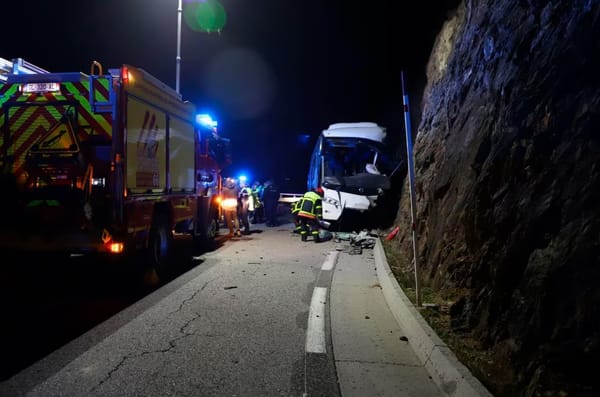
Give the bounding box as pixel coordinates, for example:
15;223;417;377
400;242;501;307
0;214;474;396
0;219;342;396
0;229;231;382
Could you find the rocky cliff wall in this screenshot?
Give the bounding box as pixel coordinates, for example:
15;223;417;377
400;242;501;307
395;1;600;395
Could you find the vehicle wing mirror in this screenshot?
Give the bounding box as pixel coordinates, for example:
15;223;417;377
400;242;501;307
198;173;214;183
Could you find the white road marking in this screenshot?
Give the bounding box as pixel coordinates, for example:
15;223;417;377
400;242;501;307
306;287;327;353
321;251;338;271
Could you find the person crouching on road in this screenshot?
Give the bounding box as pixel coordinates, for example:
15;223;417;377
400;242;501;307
290;198;302;234
222;178;242;237
297;188;324;242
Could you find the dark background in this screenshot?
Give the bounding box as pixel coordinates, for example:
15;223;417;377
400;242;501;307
2;0;459;191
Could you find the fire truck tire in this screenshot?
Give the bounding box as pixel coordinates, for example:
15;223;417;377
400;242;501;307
194;217;217;247
148;215;173;279
204;217;218;240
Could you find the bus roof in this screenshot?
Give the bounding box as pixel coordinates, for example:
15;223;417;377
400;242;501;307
322;122;386;142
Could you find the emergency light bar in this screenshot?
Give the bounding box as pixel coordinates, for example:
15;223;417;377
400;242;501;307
197;114;218;128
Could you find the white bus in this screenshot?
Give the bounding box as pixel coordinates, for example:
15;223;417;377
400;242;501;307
307;122;401;229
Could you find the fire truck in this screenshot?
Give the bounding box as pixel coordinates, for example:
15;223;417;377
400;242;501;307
0;58;230;278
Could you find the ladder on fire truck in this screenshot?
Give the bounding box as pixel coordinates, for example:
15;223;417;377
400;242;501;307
0;57;49;81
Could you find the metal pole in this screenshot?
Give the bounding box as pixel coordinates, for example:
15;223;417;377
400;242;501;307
401;71;421;307
176;0;182;94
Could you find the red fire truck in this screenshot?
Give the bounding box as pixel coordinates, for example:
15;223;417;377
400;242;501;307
0;58;230;278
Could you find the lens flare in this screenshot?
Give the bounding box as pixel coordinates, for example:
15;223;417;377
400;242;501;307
184;0;226;33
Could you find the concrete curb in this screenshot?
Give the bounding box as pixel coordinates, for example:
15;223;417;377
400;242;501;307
373;238;493;397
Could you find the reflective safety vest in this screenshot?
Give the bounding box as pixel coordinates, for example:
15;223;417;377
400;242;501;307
221;185;239;210
239;186;255;211
291;199;301;215
253;185;264;203
297;191;322;219
251;188;262;208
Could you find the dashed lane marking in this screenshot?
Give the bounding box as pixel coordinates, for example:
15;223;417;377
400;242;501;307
306;287;327;353
321;251;338;271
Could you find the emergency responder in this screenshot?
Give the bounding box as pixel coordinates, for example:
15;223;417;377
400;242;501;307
238;181;254;235
296;188;324;242
263;178;280;227
221;177;242;237
251;180;264;224
290;197;302;234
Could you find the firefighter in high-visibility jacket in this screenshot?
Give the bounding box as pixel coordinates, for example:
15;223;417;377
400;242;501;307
221;178;242;237
290;198;302;234
296;188;324;242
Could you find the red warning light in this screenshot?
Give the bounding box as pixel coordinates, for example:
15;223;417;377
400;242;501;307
122;66;129;84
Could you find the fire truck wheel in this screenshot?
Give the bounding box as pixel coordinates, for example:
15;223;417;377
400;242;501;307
204;218;218;240
148;215;173;280
195;215;218;245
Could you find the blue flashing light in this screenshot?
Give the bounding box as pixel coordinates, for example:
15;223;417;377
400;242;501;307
196;113;218;129
297;134;311;145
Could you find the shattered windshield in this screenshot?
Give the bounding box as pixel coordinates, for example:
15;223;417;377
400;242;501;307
323;138;394;178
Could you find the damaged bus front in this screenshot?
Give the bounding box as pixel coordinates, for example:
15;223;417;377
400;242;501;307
307;122;401;229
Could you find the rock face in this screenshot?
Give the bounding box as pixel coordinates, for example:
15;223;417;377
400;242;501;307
394;1;600;395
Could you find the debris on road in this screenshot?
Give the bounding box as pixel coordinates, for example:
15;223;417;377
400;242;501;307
334;230;378;255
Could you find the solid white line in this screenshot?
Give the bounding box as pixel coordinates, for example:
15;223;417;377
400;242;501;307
321;251;338;271
306;287;327;353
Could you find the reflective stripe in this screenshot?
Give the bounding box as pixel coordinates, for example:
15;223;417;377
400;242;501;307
221;198;238;209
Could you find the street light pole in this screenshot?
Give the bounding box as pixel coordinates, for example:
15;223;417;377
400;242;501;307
175;0;182;95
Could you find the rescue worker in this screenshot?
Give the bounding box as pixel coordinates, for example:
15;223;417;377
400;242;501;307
251;180;264;224
296;187;324;242
290;197;302;234
221;177;242;237
263;178;280;227
238;180;254;235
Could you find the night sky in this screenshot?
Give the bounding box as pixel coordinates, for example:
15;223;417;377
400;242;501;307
2;0;458;191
